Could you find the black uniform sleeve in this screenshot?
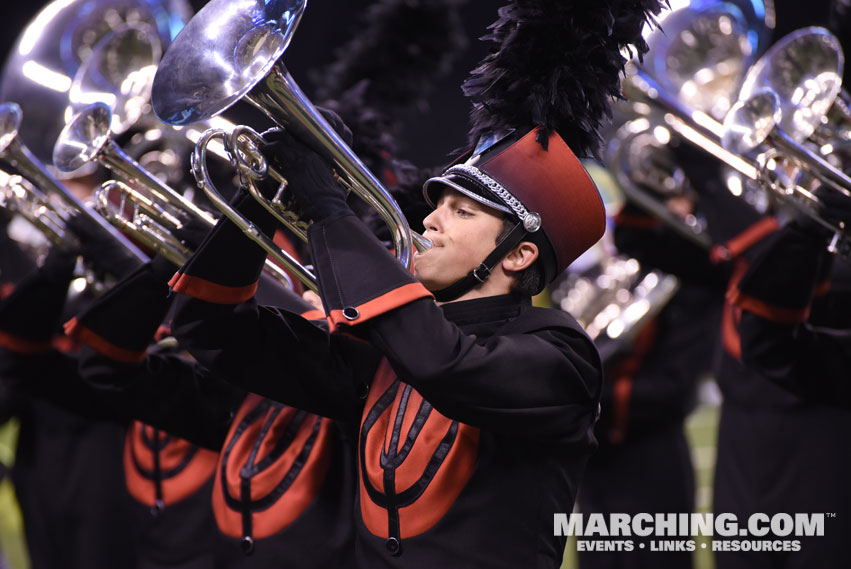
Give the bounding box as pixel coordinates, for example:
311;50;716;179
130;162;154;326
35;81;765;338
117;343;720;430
170;296;369;423
308;214;602;439
77;344;244;449
0;347;131;423
168;189;373;422
739;313;851;407
733;223;849;405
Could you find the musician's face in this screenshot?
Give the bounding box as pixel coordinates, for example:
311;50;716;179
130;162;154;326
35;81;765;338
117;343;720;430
415;189;505;292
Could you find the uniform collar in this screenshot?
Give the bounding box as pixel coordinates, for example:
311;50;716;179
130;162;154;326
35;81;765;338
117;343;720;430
440;294;530;328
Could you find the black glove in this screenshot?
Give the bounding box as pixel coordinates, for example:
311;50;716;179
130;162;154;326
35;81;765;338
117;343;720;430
790;185;851;246
171;215;213;253
261;107;353;223
66;214;143;279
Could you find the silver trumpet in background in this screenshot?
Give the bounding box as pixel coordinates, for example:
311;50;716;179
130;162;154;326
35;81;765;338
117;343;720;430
53;102;296;289
93;180;191;265
0;102;149;266
723;90;851;253
620;22;851;256
151;0;430;292
54;102;215;225
68;23;162;141
720;26;851;254
735;27;851;146
0;168;80;250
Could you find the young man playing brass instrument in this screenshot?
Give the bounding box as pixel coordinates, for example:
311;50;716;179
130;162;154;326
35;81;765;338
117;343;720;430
168;1;666;566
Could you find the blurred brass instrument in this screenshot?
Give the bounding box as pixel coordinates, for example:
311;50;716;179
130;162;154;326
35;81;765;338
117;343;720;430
618;6;851;256
150;0;430;292
54;102;296;289
0;168;80;250
610;0;771;249
0;0;190;164
552;252;679;348
736;26;851;146
0;102;149;266
721;27;851;254
44;17;293;287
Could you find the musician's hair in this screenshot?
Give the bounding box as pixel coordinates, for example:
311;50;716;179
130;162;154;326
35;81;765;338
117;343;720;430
496;217;544;297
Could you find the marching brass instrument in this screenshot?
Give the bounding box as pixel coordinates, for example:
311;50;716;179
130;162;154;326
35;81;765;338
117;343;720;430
94;180;191;265
551;245;680;359
68;23;162;138
0;102;148;266
717;26;851;254
610;0;772;247
640;0;773;121
54;102;215;224
736;27;850;146
0;0;191;164
0;168;80;250
618;14;851;256
722;90;851;253
54;102;297;289
150;0;430;291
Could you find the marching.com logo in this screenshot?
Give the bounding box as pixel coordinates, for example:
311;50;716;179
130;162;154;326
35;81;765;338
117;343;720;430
554;513;831;552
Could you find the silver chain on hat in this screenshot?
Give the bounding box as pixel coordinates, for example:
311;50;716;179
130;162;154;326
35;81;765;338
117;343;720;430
446;164;541;232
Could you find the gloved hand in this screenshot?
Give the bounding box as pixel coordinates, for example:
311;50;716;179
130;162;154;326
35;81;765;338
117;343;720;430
66;214;142;279
261;107;353;223
789;185;851;246
171;214;213;253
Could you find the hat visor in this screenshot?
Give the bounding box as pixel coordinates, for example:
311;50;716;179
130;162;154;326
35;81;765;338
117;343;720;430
422;174;514;215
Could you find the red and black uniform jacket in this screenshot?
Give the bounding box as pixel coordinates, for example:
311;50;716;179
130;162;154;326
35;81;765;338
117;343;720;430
67;260;230;569
596;202;729;446
169;199;603;569
730;223;851;408
70;258;355;568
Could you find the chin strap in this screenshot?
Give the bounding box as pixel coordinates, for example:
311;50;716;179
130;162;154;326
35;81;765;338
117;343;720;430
432;221;531;302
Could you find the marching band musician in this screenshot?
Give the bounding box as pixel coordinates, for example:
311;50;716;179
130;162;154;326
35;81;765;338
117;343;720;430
68;250;237;569
730;193;851;407
170;124;606;569
166;2;667;566
577;158;732;569
0;235;138;569
68;250;357;569
710;214;851;568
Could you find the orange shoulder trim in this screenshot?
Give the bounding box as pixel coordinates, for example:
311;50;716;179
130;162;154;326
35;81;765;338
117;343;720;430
64;318;146;363
727;288;810;324
170;273;258;304
0;330;51;354
327;282;432;330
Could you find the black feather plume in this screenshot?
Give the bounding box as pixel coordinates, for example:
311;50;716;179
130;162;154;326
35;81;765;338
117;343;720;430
462;0;668;158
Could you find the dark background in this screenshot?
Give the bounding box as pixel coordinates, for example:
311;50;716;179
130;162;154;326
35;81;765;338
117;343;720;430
0;0;500;169
0;0;840;169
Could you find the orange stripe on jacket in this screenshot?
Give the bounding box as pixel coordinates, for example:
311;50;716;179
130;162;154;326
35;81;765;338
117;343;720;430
727;289;810;324
64;318;147;363
327;282;432;330
710;217;779;263
0;330;52;354
170;273;259;304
